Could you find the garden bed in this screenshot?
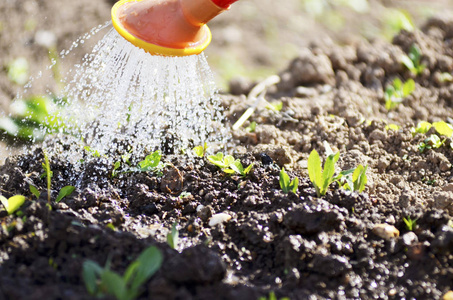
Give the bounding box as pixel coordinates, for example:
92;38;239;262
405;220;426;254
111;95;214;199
2;10;453;300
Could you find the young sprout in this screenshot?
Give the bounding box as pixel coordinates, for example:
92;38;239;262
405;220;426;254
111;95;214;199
55;186;75;203
166;223;179;250
0;195;26;215
279;168;299;194
418;134;444;153
83;245;163;300
308;148;340;197
385;78;415;110
207;153;253;177
258;291;290;300
401;44;425;76
30;185;40;199
42;151;53;203
247;121;257;133
138;150;164;175
193;142;208;158
403;217;417;231
411;121;432;135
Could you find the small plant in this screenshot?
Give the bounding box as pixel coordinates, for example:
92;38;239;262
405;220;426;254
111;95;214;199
418;134;444;153
84;146;102;158
351;164;368;193
193;142;208;158
138;150;164;174
401;44;425;76
265;101;283;112
166;223;179;250
112;161;121;178
308;149;340;197
433;121;453;138
258;291;290;300
7;57;29;85
207;153;253;176
55;186;75;203
403;216;417;231
42;151;53;203
0;195;26;215
411;121;432;135
83;245;163;300
247;121;257;133
279;168;299;194
29;185;40;199
384;78;415;110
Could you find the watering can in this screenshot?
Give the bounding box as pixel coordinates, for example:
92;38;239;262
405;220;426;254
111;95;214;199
112;0;239;56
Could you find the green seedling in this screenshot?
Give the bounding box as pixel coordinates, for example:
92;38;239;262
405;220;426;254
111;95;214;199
42;151;53;203
433;121;453;138
112;161;121;178
138;150;163;174
308;149;340;197
7;57;29;85
166;223;179;250
84;146;102;158
55;186;75;203
0;95;68;142
258;291;290;300
207;152;234;169
385;124;400;131
352;164;368;193
265;101;283;112
403;217;417;231
83;245;163;300
247;121;257;133
29;185;40;199
384;78;415;110
401;44;425;76
0;195;26;215
207;153;253;176
418;134;444;153
411;121;432;135
279;168;299;194
193;142;208;158
229;160;254;177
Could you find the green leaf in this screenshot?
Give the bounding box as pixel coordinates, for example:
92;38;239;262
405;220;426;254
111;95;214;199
352;164;368;192
321;152;340;194
55;185;75;203
279;168;290;193
129;246;163;291
402;79;415;96
393;78;402;91
0;195;26;215
29;185;40;199
207;152;224;168
401;55;415;72
7;57;29;85
82;260;103;295
229;160;244;175
223;155;235;168
289;177;299;194
101;270;127;300
166;223;179;250
139;151;162;171
413;121;432;134
433;121;453;137
242;163;254;175
308;149;322;196
193;146;204;158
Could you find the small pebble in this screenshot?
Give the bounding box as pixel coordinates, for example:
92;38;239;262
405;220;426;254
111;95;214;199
372;224;400;240
443;290;453;300
208;213;231;227
402;232;418;246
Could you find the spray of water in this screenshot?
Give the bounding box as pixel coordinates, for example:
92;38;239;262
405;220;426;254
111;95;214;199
50;27;228;161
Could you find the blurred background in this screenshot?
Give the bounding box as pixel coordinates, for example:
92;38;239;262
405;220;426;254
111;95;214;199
0;0;452;158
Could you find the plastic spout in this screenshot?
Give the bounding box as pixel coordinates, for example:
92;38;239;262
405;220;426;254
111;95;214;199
112;0;239;56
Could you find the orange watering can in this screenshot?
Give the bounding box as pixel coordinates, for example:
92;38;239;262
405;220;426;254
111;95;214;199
112;0;239;56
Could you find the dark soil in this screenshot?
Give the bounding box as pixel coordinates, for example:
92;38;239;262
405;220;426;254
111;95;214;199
2;15;453;299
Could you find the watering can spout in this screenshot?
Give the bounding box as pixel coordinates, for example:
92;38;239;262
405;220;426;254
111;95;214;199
111;0;239;56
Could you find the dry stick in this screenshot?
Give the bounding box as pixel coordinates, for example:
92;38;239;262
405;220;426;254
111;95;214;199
232;75;280;130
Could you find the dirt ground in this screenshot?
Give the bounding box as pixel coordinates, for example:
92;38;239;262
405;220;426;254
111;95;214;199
2;0;453;299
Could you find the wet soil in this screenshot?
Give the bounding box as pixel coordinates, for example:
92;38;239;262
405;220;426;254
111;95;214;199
2;15;453;299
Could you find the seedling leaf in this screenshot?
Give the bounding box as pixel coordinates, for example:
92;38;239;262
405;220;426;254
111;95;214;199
83;260;103;295
0;195;26;215
55;185;75;203
138;151;162;171
167;223;179;250
101;270;127;300
352;164;368;192
308;149;322;195
433;121;453;137
279;168;290;193
129;245;163;291
29;185;40;199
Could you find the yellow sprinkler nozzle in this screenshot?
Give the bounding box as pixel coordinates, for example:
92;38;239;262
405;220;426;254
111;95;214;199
112;0;238;56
